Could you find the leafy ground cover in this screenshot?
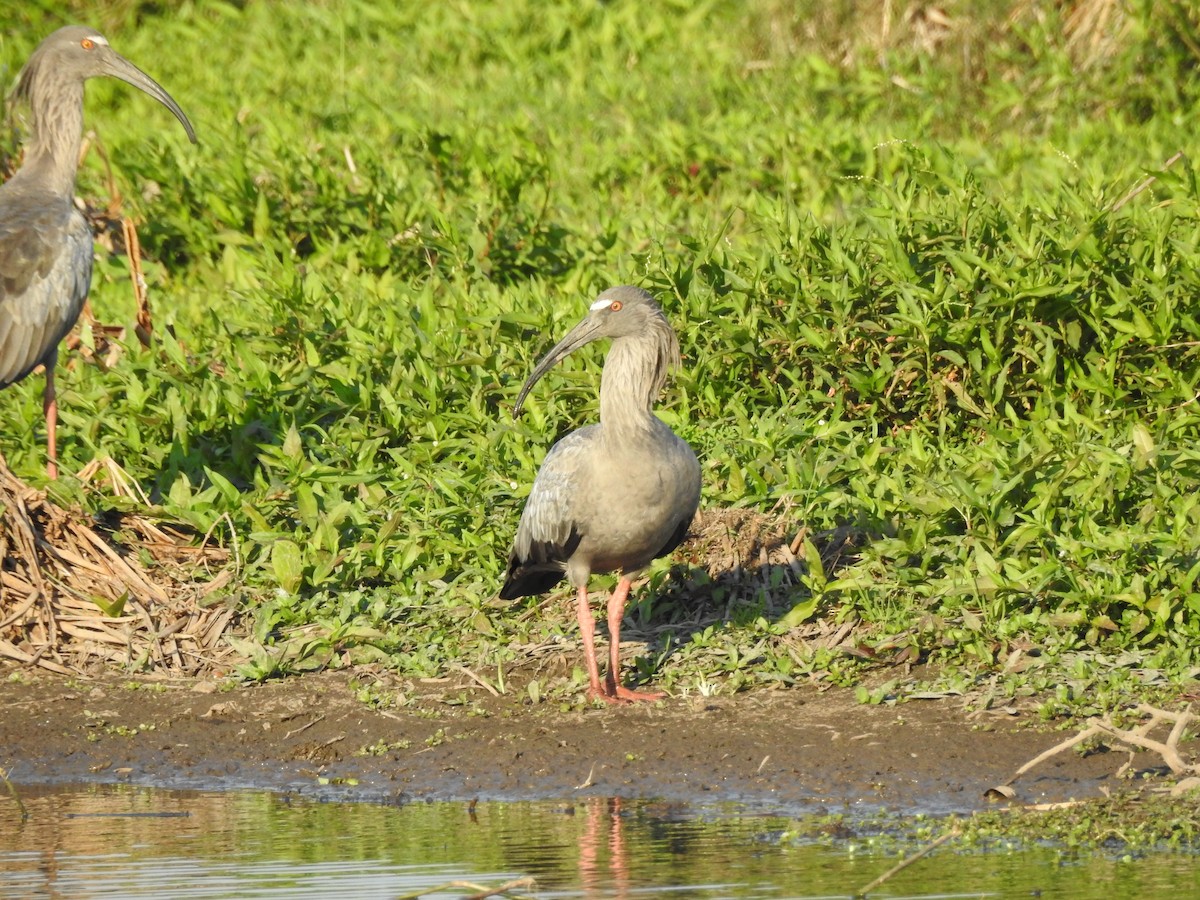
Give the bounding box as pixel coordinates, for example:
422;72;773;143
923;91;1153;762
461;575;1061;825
1;1;1199;714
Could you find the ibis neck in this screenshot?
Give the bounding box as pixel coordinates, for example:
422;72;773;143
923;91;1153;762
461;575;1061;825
598;337;664;442
22;80;86;197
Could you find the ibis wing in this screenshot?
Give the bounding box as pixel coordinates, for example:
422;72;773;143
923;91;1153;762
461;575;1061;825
0;192;92;388
653;511;695;562
499;429;595;600
650;438;701;562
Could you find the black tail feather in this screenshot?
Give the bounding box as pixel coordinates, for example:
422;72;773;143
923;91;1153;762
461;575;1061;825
499;529;582;600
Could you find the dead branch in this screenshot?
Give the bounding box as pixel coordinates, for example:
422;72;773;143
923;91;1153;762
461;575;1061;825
991;705;1197;799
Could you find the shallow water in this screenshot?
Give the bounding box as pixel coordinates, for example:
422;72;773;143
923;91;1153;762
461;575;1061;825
1;784;1197;899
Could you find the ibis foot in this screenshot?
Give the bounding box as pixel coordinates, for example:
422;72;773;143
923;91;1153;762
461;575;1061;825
586;678;664;705
610;684;665;703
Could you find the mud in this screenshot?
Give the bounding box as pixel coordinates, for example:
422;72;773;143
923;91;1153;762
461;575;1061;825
1;663;1165;816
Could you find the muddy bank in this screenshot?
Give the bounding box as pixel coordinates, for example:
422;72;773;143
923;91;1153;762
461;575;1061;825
1;664;1166;815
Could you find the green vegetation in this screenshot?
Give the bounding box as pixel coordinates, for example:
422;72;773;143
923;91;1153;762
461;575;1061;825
789;792;1200;855
956;791;1200;853
2;1;1198;708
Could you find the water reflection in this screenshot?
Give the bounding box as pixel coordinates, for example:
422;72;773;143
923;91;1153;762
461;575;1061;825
579;798;630;898
1;783;1197;899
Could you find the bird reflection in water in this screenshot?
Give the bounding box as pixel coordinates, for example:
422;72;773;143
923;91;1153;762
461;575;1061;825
578;797;632;899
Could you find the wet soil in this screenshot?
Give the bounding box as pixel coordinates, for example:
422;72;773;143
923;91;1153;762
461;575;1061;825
0;663;1162;815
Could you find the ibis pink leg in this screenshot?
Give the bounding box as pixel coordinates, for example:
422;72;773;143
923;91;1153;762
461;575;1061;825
43;367;59;480
577;584;608;702
603;576;664;703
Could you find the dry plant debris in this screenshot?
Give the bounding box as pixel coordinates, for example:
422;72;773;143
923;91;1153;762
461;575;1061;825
682;506;871;590
990;704;1200;801
675;505;876;638
0;456;239;676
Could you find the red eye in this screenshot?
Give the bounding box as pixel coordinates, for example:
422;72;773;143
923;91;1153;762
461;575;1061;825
610;300;623;312
81;38;95;50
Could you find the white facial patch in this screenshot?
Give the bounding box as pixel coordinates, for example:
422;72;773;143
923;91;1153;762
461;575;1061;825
89;35;109;46
590;297;611;311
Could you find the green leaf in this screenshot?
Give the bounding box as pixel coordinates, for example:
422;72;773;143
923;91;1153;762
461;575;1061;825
271;541;305;594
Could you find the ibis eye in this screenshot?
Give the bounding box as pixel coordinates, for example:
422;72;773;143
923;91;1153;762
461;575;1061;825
81;38;95;50
610;300;623;312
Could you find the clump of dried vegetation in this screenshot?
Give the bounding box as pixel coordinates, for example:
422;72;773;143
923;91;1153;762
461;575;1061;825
0;457;237;675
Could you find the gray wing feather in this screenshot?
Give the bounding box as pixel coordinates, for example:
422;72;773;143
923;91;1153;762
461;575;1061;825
499;427;599;599
512;427;595;560
0;187;92;388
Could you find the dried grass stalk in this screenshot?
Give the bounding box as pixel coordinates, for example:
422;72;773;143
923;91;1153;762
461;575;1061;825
0;456;241;676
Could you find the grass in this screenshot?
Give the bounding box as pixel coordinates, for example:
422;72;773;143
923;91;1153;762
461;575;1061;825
1;1;1199;711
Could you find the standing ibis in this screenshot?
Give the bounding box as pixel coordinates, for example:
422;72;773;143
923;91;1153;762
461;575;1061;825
501;286;701;703
0;26;196;477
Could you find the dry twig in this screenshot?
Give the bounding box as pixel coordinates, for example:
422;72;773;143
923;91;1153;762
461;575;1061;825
1110;151;1186;213
393;877;537;900
854;826;959;897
